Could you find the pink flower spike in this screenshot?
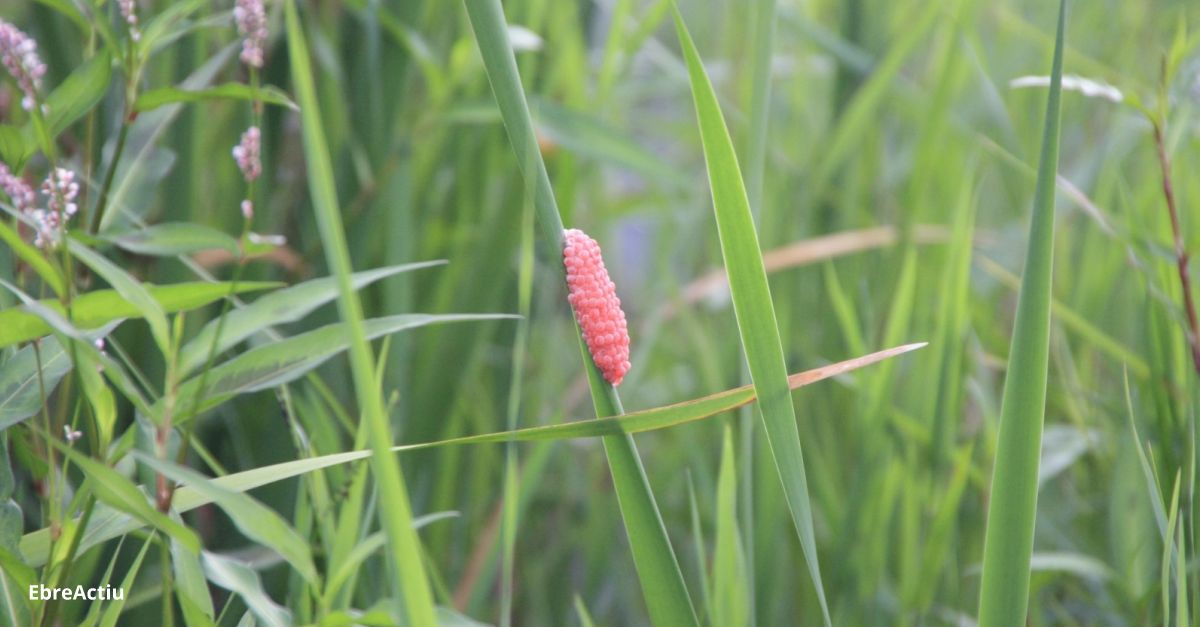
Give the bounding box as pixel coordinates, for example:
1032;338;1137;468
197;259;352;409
0;19;46;111
234;0;268;68
0;163;35;214
118;0;141;42
241;199;254;220
563;228;631;386
232;126;262;182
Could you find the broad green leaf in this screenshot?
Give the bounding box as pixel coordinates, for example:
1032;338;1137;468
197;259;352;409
0;281;279;348
177;262;445;377
71;340;115;449
53;444;201;555
134;83;299;113
19;343;922;567
0;336;72;430
171;313;515;420
44;51;112;136
0;220;65;297
134;452;319;585
0;124;32;170
0;546;33;627
171;536;216;626
104;223;239;257
68;240;170;354
97;536;154;627
201;551;290;627
673;8;830;623
285;2;438;624
976;1;1066;625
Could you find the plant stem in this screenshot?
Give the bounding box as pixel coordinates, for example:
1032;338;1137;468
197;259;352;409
1152;122;1200;376
88;116;131;234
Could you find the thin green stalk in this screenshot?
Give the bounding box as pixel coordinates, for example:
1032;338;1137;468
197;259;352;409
463;1;699;624
88;119;130;235
284;3;437;625
976;1;1066;624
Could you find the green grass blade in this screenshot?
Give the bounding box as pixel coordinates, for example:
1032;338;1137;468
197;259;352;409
463;1;699;624
712;425;750;627
0;281;279;349
672;7;831;624
976;1;1067;624
283;2;437;624
17;342;922;569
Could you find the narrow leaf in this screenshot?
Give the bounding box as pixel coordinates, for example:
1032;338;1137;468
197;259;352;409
0;281;279;348
977;1;1067;624
673;7;831;623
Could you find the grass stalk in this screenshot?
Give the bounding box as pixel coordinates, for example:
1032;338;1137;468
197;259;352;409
284;3;436;624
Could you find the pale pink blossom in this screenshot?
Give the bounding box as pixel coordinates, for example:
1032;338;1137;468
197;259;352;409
31;168;79;249
118;0;141;42
0;19;46;110
232;126;261;182
563;228;631;386
234;0;267;68
0;163;35;214
240;199;254;220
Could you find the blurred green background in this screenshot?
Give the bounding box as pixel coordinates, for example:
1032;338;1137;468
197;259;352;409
4;0;1200;624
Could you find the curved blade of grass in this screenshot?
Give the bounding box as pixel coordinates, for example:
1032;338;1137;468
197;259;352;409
176;262;446;377
133;452;319;585
672;7;830;623
976;1;1066;624
19;343;922;568
168;314;514;421
463;1;699;624
0;281;279;348
68;239;170;354
284;2;437;624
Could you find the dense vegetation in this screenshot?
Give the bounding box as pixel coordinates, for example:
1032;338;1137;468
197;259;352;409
0;0;1197;625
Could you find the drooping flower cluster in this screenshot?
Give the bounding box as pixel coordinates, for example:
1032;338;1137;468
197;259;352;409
0;163;35;214
28;168;79;249
0;19;46;110
118;0;141;42
563;228;631;386
234;0;267;68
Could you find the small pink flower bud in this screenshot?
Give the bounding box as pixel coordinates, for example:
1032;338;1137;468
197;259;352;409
241;199;254;220
563;228;631;386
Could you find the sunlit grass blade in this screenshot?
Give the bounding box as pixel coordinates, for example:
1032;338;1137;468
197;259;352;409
976;1;1067;624
284;2;437;624
463;0;699;624
672;7;831;623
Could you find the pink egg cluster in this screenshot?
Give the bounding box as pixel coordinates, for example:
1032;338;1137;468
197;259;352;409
563;228;631;386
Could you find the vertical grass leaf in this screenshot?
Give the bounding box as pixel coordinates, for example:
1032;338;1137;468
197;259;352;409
976;1;1067;624
672;7;831;624
284;2;437;624
464;1;701;624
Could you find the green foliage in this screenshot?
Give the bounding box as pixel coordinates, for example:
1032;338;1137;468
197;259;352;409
0;0;1195;624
